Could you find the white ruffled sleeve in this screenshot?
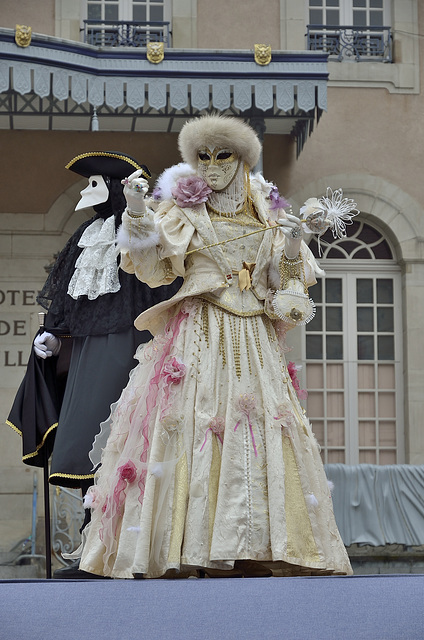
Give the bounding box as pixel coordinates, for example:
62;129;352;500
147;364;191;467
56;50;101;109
117;202;194;288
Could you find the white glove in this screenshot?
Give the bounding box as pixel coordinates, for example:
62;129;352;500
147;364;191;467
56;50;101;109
278;213;303;259
34;332;61;359
122;169;149;215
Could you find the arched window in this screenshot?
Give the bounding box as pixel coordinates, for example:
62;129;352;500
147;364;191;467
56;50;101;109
304;219;404;464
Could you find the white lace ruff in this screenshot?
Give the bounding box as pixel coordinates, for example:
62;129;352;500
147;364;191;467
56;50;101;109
67;216;121;300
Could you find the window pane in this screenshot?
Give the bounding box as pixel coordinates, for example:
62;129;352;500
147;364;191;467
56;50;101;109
379;421;396;446
370;12;383;26
306;335;323;359
358;392;375;418
327;450;345;463
377;279;393;303
307;392;324;415
306;363;323;387
379;451;396;465
326;279;342;303
133;5;147;20
327;394;344;418
310;9;322;23
327;363;344;388
370;0;383;7
150;6;164;21
105;4;119;20
358;364;375;389
327;0;339;6
354;248;372;259
357;307;373;331
328;421;344;445
307;305;322;331
377;307;393;332
326;9;339;26
312;278;322;303
312;420;324;443
358;335;374;360
326;306;342;331
359;421;376;446
378;393;395;418
378;364;395;388
309;0;322;7
378;336;394;360
353;10;367;26
327;248;345;258
357;225;382;243
358;392;375;417
359;450;377;464
326;335;343;359
353;0;366;6
357;278;373;303
88;4;102;20
371;240;392;259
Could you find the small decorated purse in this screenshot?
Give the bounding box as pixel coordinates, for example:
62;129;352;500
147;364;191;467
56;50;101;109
270;252;316;329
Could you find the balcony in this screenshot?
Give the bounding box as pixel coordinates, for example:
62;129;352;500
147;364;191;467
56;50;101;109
307;25;392;62
82;19;171;48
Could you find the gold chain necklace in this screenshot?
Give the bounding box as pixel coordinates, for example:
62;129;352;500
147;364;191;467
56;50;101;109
206;201;245;218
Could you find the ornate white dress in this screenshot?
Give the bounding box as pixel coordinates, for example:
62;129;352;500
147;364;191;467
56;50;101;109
79;188;352;578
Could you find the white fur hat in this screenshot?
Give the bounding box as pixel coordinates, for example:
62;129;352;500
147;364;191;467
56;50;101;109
178;114;262;170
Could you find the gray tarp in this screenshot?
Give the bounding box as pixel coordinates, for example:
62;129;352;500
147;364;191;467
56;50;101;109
325;464;424;547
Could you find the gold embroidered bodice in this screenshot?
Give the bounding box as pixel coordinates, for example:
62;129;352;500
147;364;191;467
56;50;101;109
201;213;267;316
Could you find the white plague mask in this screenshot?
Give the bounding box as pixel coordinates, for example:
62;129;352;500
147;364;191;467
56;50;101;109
75;174;109;211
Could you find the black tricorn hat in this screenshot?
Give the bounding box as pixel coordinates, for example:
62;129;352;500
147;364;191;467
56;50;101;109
65;151;151;180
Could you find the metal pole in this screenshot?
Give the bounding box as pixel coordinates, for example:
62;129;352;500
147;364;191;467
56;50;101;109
43;450;52;579
38;311;52;579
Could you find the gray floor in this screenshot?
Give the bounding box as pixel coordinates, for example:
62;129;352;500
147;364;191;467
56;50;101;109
0;574;423;640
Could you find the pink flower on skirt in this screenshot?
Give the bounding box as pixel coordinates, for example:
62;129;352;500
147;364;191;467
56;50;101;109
209;416;225;435
118;460;137;483
200;416;225;451
238;393;256;414
161;357;186;386
171;176;212;208
287;361;308;400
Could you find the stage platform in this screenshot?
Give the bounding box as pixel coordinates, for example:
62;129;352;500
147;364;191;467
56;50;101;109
1;574;423;639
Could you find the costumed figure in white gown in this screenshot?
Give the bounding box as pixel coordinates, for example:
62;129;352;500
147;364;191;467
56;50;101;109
78;116;353;578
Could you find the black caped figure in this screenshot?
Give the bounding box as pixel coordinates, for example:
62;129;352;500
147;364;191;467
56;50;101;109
7;152;181;571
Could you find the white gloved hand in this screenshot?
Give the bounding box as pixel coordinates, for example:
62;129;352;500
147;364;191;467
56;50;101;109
278;213;303;259
34;332;61;359
122;169;149;215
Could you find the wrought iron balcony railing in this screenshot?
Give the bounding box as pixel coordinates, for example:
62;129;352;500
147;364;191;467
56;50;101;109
82;19;171;48
307;25;392;62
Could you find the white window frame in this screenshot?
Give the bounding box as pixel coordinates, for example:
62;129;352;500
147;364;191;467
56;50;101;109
302;260;404;465
307;0;391;27
81;0;172;24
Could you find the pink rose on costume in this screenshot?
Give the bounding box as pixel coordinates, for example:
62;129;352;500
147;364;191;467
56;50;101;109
200;416;225;451
287;361;308;400
209;417;225;436
238;393;256;414
118;460;137;483
172;176;212;208
161;357;186;385
235;394;258;457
